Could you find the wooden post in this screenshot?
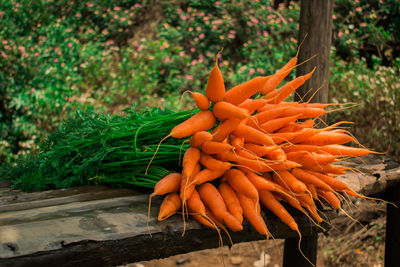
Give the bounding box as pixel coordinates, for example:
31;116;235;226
283;235;318;267
384;185;400;267
284;1;333;265
294;0;333;104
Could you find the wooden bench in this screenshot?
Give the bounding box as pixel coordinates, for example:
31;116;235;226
1;155;399;267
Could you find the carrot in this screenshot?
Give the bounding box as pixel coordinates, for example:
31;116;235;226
300;163;348;175
232;120;275;146
202;141;233;154
198;183;243;231
238;98;269;114
273;170;307;194
258;102;297;112
186;188;206;215
237;193;269;236
243;170;278;191
190;131;213;147
158;193;182;221
211;118;243;142
291;168;333;192
231;136;244;150
317;190;341;210
300;131;354;146
191;168;226;185
151;172;182;197
182;147;201;179
243;143;279;157
247;106;291;128
199;153;232;171
282;144;323;154
223;76;272;105
213;101;249;121
170;110;216;139
205;51;225;103
259;190;299;231
306;183;319;200
265;67;316;104
218;182;243;223
182;90;210;110
269;131;305;144
265;147;287;161
302;169;351;191
225;169;259;199
260;114;301;133
278;107;327;119
320;144;376;157
286;151;337;165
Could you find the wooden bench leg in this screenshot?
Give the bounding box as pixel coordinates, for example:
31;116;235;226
385;185;400;267
283;234;318;267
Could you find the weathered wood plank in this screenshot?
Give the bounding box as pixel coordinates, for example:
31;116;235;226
0;156;398;266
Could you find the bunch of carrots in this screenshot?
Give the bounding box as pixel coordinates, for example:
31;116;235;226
147;49;376;243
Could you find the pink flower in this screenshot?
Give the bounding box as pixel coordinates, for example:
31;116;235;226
360;23;367;27
31;88;35;92
263;31;269;37
133;41;139;47
34;52;39;56
54;59;59;63
114;6;121;11
338;31;343;38
199;33;205;39
133;3;141;8
332;15;337;20
160;69;165;74
190;47;195;53
267;6;273;11
57;51;62;55
87;2;94;7
67;43;73;48
212;25;217;30
177;8;182;14
137;47;142;52
247;21;253;27
215;1;222;5
191;60;197;66
289;18;294;22
179;51;185;57
61;63;65;67
185;75;193;80
251;17;259;24
105;40;114;46
66;28;72;33
75;13;82;18
249;68;255;75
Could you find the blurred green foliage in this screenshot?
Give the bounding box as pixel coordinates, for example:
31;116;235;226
0;0;399;165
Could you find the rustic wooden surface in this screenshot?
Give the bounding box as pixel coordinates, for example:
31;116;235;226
0;155;399;267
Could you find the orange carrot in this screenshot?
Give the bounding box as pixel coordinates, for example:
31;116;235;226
286;151;337;166
302;169;351;191
247;106;291;128
300;131;354;146
265;67;316;104
225;169;259;199
232;120;275;146
170;110;216;139
205;52;225;102
158;193;182;221
151;172;182;197
260;114;301;133
238;98;269;114
259;190;299;231
278;107;327;119
273;170;307;194
243;143;279;157
183;91;210;110
237;193;269;236
320;144;375;157
224;76;272;105
190;131;213;147
231;136;244;150
218;182;243;223
202;141;233;154
211;118;243;142
182;147;201;179
291;168;333;192
243;170;278;191
199;153;232;171
213;101;249;120
191;168;226;185
318;190;341;210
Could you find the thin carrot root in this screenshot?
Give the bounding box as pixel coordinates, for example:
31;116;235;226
146;193;155;237
146;134;171;174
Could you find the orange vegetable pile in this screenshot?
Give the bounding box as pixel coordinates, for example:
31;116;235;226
148;51;376;240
